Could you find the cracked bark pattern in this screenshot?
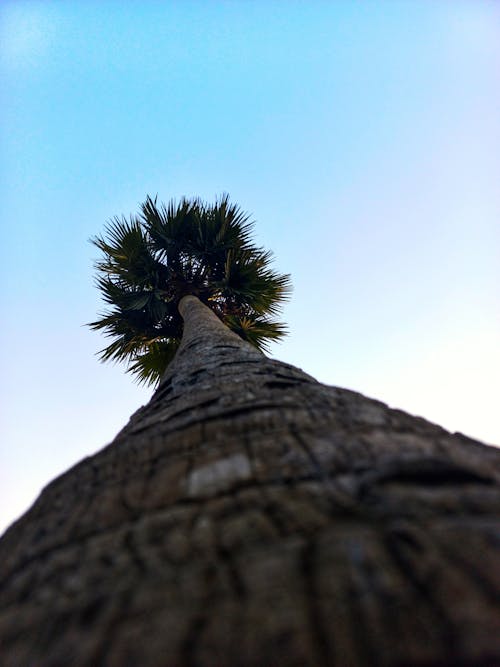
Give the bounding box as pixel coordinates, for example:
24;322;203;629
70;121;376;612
1;295;499;666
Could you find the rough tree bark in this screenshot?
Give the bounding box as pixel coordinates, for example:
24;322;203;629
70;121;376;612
1;295;499;666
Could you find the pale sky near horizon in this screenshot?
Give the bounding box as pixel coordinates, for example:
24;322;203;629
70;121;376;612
1;1;499;535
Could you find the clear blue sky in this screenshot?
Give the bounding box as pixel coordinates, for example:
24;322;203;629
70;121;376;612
1;1;499;534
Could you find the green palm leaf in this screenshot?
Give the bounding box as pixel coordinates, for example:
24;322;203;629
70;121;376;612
89;195;291;386
127;340;180;386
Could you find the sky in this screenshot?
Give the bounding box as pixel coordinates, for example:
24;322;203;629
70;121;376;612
1;0;499;535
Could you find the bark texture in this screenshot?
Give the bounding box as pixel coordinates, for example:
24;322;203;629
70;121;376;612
1;296;499;666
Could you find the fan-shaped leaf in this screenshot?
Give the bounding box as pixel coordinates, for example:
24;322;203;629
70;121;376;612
89;195;291;385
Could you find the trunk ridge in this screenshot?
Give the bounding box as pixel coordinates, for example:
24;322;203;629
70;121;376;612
0;305;499;666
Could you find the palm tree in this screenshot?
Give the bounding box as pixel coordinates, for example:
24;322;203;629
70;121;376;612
89;195;291;385
0;196;499;666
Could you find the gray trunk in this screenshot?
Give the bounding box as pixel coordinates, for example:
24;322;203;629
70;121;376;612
1;295;499;666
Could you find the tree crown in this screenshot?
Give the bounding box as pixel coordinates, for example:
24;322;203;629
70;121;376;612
89;195;291;385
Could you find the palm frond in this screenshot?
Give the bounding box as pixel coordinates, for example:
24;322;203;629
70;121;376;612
91;216;162;288
90;194;292;385
127;340;180;386
224;314;288;352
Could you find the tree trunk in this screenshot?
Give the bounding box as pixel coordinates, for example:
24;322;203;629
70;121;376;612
1;295;499;666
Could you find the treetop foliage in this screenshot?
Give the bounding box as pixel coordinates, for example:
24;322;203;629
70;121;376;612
89;195;292;385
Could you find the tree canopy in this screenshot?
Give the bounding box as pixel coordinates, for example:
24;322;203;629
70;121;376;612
89;195;292;385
